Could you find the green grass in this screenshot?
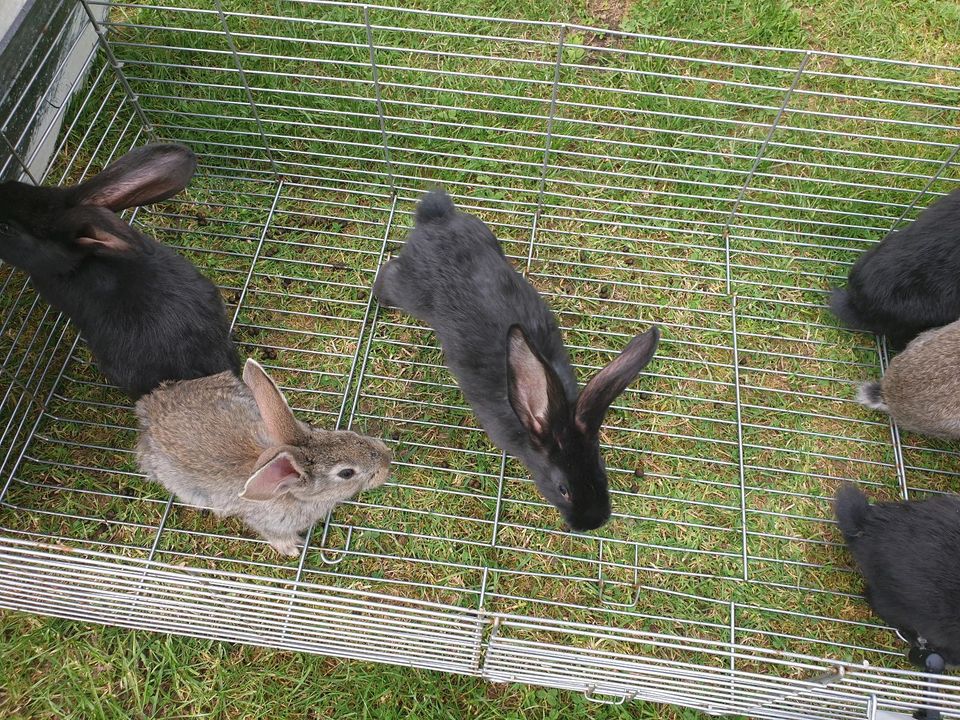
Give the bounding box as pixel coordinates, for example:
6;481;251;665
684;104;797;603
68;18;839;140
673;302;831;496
0;613;707;720
2;0;960;718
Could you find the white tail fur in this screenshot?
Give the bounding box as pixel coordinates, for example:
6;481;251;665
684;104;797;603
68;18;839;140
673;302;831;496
856;381;889;413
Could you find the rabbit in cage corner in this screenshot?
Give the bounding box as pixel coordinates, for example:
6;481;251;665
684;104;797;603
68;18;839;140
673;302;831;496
372;189;661;532
834;483;960;667
830;188;960;350
0;141;393;557
855;317;960;439
136;357;392;557
0;142;240;398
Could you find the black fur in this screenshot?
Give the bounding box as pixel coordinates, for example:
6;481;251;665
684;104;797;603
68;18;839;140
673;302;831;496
834;483;960;665
0;144;239;399
373;189;660;531
830;189;960;348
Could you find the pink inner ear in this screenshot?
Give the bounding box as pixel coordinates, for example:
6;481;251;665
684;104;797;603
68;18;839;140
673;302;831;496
240;452;302;501
507;329;552;434
75;228;131;253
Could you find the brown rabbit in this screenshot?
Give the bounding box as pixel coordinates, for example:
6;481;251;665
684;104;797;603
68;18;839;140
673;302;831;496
136;359;392;555
857;318;960;439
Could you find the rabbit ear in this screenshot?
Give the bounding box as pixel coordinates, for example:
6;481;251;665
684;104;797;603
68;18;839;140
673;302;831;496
506;325;569;443
239;451;304;501
575;326;661;436
67;206;145;255
73;143;197;211
243;358;301;446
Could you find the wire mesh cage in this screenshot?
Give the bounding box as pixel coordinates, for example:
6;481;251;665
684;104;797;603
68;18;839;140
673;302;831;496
1;1;959;717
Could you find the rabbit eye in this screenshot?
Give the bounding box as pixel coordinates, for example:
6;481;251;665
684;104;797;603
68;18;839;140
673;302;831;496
558;484;570;499
337;468;356;480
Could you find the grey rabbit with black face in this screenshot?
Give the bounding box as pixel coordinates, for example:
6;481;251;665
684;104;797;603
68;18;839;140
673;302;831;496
137;359;392;556
373;189;660;531
0;143;239;398
856;318;960;439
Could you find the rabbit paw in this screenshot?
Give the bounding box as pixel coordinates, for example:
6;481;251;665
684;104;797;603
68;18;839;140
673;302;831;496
268;537;301;557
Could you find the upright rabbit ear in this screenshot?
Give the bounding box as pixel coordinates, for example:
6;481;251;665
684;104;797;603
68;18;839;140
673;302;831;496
73;143;198;211
67;206;146;255
575;326;661;436
506;325;569;444
243;358;301;446
239;450;304;501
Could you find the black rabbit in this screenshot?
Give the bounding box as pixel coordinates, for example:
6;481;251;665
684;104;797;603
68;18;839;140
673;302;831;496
834;483;960;666
0;143;240;398
373;190;660;531
830;189;960;348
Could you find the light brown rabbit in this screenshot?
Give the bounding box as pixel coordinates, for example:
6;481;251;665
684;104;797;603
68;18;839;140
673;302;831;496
136;359;392;555
857;318;960;439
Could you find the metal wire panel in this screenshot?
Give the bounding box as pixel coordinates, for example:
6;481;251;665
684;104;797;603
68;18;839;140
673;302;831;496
1;2;960;718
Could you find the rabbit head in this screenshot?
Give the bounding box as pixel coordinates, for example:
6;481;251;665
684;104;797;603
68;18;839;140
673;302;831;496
238;359;392;506
506;324;661;531
0;144;197;275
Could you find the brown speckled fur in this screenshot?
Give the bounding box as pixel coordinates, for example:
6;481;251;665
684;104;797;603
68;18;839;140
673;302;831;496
136;364;391;556
858;319;960;439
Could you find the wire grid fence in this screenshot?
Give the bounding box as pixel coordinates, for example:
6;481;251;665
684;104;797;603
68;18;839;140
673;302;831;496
1;1;959;717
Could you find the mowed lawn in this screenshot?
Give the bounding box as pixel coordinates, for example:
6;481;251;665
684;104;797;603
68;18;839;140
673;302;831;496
2;0;959;719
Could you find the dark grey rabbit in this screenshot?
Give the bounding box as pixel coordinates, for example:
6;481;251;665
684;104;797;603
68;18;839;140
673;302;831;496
0;143;239;398
834;483;960;666
373;190;660;531
856;318;960;439
831;188;960;349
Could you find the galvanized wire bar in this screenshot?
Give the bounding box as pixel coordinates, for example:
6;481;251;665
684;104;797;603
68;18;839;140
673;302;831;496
888;143;960;232
730;296;750;582
526;24;566;274
723;52;812;294
363;6;397;194
305;191;397;569
0;131;39;184
229;182;285;329
3;3;960;718
77;0;158;143
878;335;910;500
212;0;280;179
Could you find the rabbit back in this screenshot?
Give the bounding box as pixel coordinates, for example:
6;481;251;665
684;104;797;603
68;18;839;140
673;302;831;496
38;239;240;398
376;193;578;451
875;321;960;438
0;144;240;398
834;188;960;345
834;484;960;664
136;371;263;510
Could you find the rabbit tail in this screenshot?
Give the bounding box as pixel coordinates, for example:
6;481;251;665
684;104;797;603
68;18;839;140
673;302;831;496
834;483;871;542
856;381;888;412
415;189;456;224
830;287;874;332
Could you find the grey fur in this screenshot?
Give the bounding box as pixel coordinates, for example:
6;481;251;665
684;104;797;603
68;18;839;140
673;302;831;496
136;360;391;556
855;381;888;412
856;319;960;439
373;189;660;531
833;483;960;665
